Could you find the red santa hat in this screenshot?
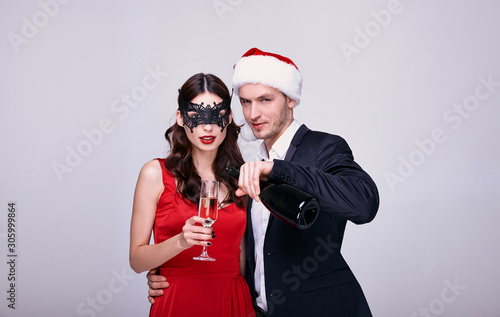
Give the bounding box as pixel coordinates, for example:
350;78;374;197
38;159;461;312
232;48;303;105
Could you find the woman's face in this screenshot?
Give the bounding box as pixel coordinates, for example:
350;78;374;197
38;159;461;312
176;92;232;155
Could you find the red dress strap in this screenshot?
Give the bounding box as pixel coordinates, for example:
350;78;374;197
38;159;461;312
155;158;173;186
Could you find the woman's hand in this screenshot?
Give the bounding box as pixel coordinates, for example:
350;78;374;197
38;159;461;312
177;216;215;249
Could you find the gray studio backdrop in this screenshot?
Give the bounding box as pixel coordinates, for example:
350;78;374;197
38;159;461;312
1;0;499;316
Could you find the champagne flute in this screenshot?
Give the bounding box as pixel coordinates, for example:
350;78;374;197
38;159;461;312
193;180;219;261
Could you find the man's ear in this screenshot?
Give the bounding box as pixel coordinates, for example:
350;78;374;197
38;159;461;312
286;96;296;109
176;110;183;126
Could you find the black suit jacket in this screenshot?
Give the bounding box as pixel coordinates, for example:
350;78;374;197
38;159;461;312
245;125;379;317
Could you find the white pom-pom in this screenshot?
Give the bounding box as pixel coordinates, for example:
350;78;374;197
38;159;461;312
237;119;257;142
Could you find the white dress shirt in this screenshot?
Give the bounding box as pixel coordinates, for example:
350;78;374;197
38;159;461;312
252;120;301;311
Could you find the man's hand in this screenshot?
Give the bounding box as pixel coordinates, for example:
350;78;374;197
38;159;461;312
235;161;274;201
147;268;169;304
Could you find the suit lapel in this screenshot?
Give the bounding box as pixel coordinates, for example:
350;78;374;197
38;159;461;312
284;124;310;161
267;125;310;229
246;199;256;270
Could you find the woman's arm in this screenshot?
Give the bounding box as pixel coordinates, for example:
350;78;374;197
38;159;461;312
129;160;213;273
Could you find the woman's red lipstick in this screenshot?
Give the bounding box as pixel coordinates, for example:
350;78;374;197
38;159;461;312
200;135;215;144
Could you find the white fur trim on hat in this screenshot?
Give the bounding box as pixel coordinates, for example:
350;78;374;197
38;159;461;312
232;55;303;105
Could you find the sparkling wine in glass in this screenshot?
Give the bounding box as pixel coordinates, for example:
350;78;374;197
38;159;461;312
193;180;219;261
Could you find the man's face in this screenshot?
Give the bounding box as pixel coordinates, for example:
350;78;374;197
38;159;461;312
238;83;295;148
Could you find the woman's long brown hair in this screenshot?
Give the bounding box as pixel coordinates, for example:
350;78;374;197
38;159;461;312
164;73;245;207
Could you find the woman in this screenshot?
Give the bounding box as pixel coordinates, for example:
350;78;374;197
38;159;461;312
129;73;255;317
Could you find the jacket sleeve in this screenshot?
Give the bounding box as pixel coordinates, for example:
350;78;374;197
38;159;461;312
268;134;379;224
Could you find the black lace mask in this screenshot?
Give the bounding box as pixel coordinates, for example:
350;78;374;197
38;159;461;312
178;90;232;132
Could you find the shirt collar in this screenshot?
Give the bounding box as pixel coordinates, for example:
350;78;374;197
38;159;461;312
256;120;301;161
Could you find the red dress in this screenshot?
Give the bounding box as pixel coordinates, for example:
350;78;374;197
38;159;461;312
149;159;255;317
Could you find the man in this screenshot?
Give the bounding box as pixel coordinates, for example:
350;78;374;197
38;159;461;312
148;48;379;316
